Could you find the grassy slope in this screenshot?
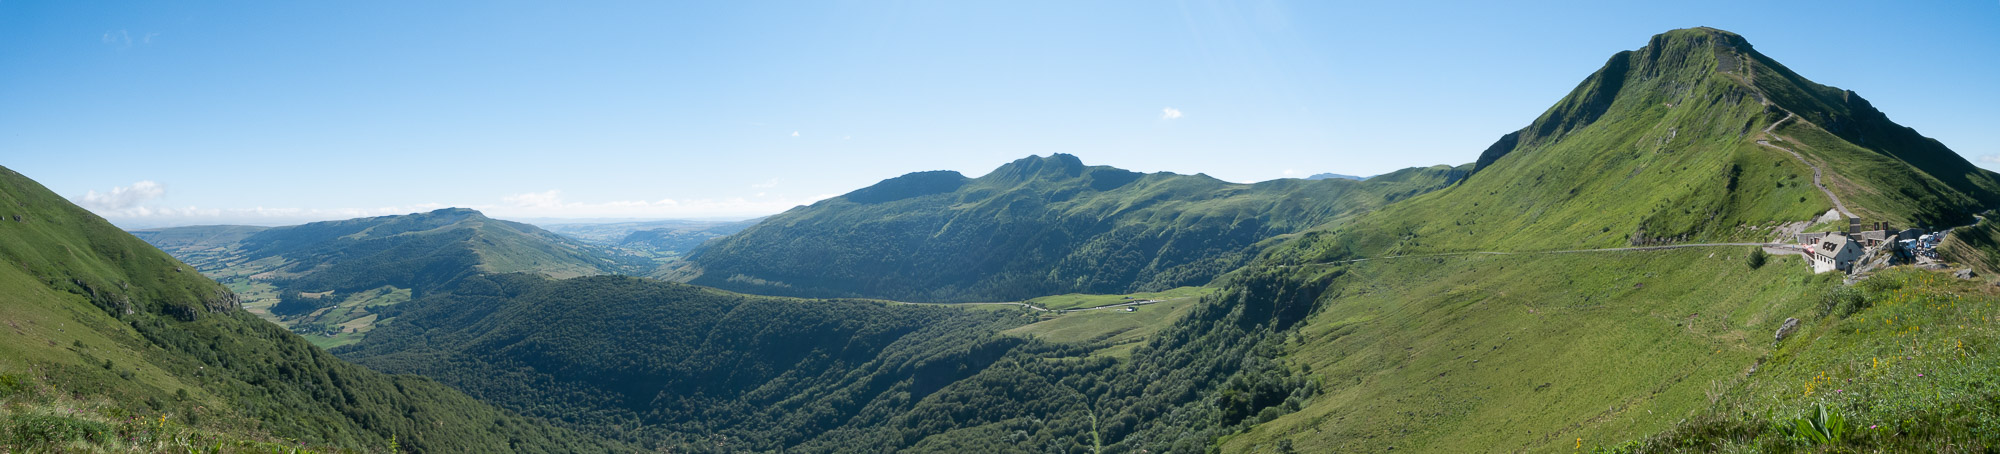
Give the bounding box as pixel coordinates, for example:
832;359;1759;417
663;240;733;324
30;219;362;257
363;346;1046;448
1941;217;2000;279
1265;29;1999;266
1597;268;2000;452
685;155;1468;302
1221;249;1823;452
1004;287;1213;359
1212;28;2000;452
0;165;621;453
1024;286;1214;311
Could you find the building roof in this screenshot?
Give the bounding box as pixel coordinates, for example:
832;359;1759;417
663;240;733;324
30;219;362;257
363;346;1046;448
1817;233;1855;259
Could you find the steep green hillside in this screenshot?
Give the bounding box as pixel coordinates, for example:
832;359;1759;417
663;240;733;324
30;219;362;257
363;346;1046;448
1268;28;1999;265
681;155;1469;302
1940;218;2000;279
135;209;635;348
0;165;621;452
1204;28;2000;452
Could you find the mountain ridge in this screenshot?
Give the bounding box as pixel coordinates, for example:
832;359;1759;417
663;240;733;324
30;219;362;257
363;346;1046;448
677;155;1470;302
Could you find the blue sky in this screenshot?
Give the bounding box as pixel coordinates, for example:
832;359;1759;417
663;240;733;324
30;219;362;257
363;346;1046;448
4;1;1997;227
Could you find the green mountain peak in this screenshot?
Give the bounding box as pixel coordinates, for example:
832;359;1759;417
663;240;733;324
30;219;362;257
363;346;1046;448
1291;27;2000;260
984;153;1090;181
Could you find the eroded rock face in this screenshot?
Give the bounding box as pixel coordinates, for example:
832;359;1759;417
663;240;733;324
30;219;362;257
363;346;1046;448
1954;269;1977;280
1775;317;1801;343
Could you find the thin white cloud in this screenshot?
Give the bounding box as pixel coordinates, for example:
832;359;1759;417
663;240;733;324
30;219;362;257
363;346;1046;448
101;30;133;48
1980;155;2000;165
791;131;800;137
76;181;166;211
1281;169;1298;177
750;178;780;189
1161;107;1183;120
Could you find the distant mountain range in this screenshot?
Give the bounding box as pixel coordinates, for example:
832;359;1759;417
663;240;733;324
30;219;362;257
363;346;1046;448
1303;172;1366;181
130;208;633;348
540;218;761;261
674;154;1468;302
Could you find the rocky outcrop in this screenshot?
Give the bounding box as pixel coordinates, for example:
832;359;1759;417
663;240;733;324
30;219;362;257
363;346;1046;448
1775;317;1801;343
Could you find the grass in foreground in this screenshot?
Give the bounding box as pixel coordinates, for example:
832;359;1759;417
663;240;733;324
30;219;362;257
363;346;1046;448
1598;267;2000;452
1221;248;1828;452
0;369;359;453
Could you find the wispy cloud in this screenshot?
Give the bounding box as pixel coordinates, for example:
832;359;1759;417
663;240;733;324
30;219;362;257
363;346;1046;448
1161;107;1184;120
100;30;156;49
750;178;780;189
1980;155;2000;165
101;30;131;48
791;131;800;137
75;181;166;211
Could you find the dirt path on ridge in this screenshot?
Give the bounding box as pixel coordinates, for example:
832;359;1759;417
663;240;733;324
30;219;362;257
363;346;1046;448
1755;112;1854;220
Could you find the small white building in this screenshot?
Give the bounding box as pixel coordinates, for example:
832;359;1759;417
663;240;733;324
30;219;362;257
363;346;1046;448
1807;232;1864;274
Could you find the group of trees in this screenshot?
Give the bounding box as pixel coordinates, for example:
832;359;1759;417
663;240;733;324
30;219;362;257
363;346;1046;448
330;267;1330;452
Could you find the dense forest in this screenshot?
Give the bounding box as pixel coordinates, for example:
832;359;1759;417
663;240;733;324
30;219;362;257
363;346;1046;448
333;271;1321;453
680;154;1469;302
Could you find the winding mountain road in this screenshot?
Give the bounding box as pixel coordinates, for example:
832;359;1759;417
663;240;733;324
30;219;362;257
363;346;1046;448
1755;112;1855;220
1302;242;1803;266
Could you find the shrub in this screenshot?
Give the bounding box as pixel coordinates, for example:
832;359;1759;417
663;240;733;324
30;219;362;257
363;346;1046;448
3;413;113;446
1746;247;1768;269
1815;286;1867;318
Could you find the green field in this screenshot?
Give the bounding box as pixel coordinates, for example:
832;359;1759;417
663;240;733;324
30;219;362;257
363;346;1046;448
1024;286;1216;311
1005;289;1210;358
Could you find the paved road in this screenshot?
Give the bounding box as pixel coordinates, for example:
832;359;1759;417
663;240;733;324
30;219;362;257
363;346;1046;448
1756;112;1855;220
1307;242;1803;266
